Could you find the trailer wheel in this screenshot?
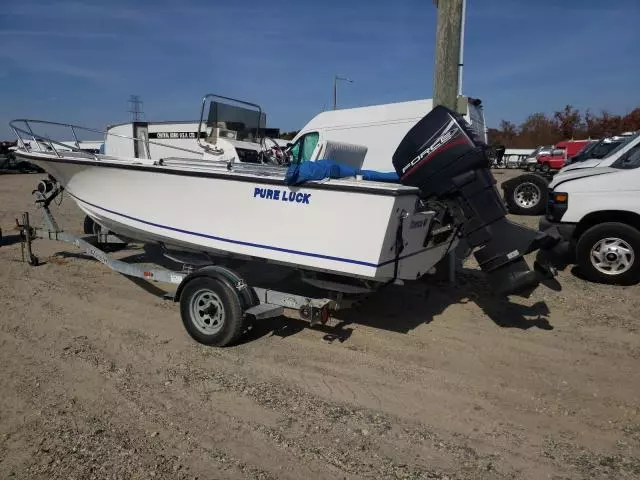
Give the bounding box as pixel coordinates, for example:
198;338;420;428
502;174;548;215
526;164;537;172
540;163;551;174
576;222;640;285
179;277;245;346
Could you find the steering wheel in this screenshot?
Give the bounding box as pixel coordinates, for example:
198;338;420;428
262;137;287;165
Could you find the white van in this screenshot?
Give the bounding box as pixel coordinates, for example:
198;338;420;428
541;139;640;284
287;96;488;171
557;132;639;174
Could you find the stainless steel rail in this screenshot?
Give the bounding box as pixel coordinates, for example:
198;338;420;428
9;119;206;160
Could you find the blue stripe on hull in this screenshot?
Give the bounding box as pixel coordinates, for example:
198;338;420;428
69;192;432;268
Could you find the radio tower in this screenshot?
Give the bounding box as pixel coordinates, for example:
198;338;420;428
128;95;144;121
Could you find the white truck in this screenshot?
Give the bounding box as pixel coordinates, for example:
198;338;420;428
501;134;640;216
540;139;640;284
287;96;488;171
558;132;639;173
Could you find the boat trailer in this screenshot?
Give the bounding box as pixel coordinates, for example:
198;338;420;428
17;185;364;347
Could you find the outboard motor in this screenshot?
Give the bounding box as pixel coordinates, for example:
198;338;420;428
492;144;506;167
392;106;558;295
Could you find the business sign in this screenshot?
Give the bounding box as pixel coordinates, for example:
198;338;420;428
147;132;207;140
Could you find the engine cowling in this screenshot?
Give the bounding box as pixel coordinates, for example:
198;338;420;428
393;106;558;295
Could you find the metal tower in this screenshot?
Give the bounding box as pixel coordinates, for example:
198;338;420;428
128;95;144;121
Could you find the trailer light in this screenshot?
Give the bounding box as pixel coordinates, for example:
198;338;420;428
321;306;330;324
552;192;568;203
144;271;153;278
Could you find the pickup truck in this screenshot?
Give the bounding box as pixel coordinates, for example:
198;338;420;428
541;140;640;284
524;145;553;171
537;148;566;173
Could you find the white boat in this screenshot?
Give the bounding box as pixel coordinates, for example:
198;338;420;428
10;95;558;292
21;151;447;281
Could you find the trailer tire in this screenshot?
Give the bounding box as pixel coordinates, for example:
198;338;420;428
526;164;537;172
179;277;245;346
540;163;551;174
576;222;640;285
502;174;548;215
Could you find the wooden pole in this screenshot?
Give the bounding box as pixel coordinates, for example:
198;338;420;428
433;0;464;284
433;0;464;111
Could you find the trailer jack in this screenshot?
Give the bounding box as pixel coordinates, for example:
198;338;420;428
17;212;39;266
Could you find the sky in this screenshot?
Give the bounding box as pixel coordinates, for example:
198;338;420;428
1;0;639;138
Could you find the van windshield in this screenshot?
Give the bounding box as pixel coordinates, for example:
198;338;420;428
611;142;640;169
602;133;639;159
589;140;623;159
288;132;319;164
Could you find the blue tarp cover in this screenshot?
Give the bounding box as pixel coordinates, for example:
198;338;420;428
284;160;399;185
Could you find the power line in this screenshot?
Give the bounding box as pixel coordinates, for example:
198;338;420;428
128;95;145;121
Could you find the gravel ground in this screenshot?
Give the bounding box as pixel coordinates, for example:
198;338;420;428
1;170;639;480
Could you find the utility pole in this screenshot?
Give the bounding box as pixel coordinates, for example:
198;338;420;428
128;95;144;121
458;0;467;96
433;0;466;285
332;75;353;110
433;0;464;111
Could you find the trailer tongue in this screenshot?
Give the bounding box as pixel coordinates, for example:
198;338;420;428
392;105;559;295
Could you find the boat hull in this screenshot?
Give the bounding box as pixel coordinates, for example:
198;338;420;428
22;153;457;281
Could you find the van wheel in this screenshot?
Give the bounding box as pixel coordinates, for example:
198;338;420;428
576;222;640;285
502;174;548;215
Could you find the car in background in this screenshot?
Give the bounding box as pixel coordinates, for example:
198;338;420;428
503;133;640;216
565;133;635;165
556;139;591;159
559;132;640;173
0;140;44;174
535;139;592;173
537;148;567;173
524;145;553;171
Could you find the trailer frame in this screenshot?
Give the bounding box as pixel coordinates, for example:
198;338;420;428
18;187;363;346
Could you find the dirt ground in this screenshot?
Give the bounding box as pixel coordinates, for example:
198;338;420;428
1;170;639;480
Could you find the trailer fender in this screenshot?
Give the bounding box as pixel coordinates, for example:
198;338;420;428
174;266;258;311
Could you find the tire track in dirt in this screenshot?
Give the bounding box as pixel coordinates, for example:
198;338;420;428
2;172;640;479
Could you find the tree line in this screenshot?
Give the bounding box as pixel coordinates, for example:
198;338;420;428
279;131;300;140
487;105;640;149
